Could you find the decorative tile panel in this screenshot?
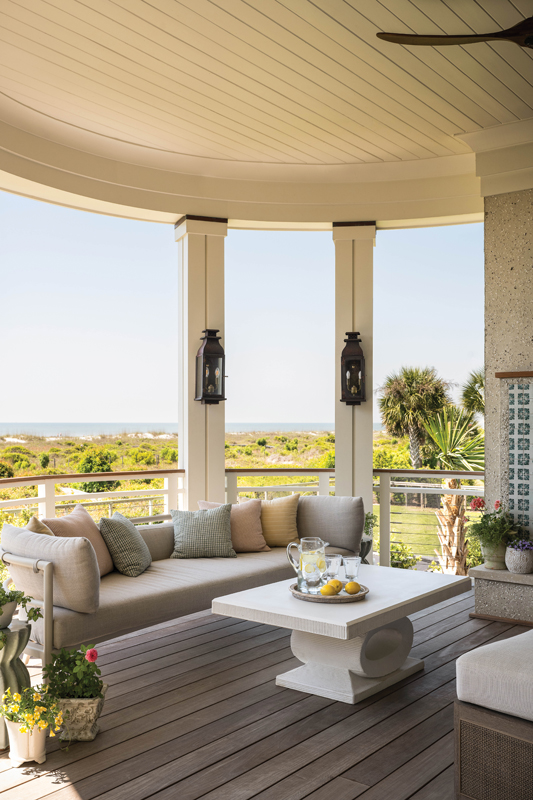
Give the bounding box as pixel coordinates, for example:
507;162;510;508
508;383;533;534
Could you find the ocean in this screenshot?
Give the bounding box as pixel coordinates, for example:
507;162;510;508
0;422;383;436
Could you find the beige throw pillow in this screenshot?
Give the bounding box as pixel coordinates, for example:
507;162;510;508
26;516;54;535
258;494;300;547
43;505;114;577
198;499;270;553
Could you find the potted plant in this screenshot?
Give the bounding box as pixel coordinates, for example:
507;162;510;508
42;644;107;742
0;685;63;767
361;511;378;564
505;539;533;574
0;582;43;635
468;500;519;569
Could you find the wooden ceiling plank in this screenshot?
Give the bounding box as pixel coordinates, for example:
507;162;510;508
153;0;460;158
63;0;412;162
24;0;388;163
0;64;297;164
302;0;503;128
3;13;371;163
361;0;521;123
408;0;533;115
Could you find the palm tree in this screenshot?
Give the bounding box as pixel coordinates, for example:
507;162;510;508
378;367;451;468
461;368;485;418
423;407;485;575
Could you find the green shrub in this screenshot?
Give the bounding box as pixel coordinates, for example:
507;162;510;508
75;447;120;493
285;439;299;452
161;447;178;463
275;436;288;443
321;451;335;468
243;446;253;456
257;438;267;447
390;541;421;570
0;462;14;478
40;454;50;469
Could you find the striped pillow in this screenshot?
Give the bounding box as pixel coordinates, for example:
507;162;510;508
259;494;300;547
99;513;152;577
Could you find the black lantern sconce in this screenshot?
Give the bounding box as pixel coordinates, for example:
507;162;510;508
340;332;366;405
195;329;226;404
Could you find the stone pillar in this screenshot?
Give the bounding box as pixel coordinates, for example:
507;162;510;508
485;189;533;507
175;215;228;509
333;223;375;511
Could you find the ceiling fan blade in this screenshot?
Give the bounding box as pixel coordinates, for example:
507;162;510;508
376;32;499;47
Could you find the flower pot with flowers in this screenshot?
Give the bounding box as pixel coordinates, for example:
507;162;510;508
505;539;533;574
0;685;63;767
42;645;107;742
468;499;520;569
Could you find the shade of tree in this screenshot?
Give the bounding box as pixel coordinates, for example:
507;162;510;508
461;368;485;417
378;367;451;469
423;407;485;575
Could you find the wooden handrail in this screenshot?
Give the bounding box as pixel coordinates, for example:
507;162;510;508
0;468;184;486
372;468;484;477
225;468;335;474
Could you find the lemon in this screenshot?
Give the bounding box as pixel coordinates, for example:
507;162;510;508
327;579;342;594
320;584;338;597
304;563;316;574
344;581;361;595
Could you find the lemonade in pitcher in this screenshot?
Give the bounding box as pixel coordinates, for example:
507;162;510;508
287;537;329;593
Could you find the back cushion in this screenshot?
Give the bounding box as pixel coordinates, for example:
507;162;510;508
1;523;100;613
136;523;175;561
297;496;365;555
43;505;114;577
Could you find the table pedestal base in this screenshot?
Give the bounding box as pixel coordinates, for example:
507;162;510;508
275;616;424;704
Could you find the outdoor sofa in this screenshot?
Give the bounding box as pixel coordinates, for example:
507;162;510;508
0;495;364;666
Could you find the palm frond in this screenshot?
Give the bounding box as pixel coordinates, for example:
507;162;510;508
423;407;485;471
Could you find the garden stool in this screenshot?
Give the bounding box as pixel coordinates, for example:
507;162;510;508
455;630;533;800
0;621;31;750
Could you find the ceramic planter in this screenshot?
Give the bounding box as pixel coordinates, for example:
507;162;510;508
58;684;108;742
0;602;18;630
6;720;46;767
505;547;533;574
480;542;507;570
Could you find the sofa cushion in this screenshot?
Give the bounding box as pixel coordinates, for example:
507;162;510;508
136;523;174;561
43;505;114;577
258;494;300;547
198;499;270;553
170;506;236;559
456;629;533;722
99;512;152;577
1;523;99;613
297;495;364;555
26;516;54;535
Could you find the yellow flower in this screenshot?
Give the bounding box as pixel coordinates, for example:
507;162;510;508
42;686;48;693
54;726;60;732
33;693;41;702
37;720;47;730
49;730;55;737
11;704;19;713
13;694;21;703
19;726;27;733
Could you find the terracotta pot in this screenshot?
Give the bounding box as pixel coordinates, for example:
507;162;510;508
58;684;108;742
480;542;507;570
6;720;46;767
505;547;533;574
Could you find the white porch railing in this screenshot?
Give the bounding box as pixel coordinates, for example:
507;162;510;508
0;469;185;524
225;469;335;503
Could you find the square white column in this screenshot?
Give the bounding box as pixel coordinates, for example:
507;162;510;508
333;223;375;512
175;216;228;509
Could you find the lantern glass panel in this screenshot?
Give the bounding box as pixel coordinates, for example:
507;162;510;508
203;356;224;397
346;359;362;398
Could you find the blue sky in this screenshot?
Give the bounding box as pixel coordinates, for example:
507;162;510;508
0;190;483;425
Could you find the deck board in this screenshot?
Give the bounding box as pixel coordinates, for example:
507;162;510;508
0;587;523;800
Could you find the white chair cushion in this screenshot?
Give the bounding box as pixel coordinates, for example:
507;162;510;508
456;630;533;721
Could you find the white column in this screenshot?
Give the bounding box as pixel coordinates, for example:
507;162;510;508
175;216;228;509
333;223;375;513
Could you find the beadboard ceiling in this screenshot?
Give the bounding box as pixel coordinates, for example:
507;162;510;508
0;0;532;223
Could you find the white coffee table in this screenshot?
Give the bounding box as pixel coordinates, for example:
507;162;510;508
212;565;471;704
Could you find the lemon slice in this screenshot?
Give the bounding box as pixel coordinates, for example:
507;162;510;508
304;563;315;573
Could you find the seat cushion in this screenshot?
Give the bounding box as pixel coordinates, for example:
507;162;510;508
1;523;100;613
99;512;152;577
43;505;114;577
456;630;533;722
297;495;365;555
30;546;353;649
198;499;270;553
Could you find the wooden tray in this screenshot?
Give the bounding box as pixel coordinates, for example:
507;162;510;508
289;582;369;604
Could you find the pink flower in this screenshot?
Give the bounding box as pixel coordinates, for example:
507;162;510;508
470;498;485;511
495;500;501;510
85;648;98;663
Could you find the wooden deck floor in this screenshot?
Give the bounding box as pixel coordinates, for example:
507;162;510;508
0;588;526;800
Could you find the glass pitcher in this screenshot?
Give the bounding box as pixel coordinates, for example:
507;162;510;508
287;537;329;593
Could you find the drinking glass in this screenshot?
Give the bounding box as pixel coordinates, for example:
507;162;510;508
343;556;362;581
325;554;343;580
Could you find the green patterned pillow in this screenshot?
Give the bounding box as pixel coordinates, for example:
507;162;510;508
170;505;236;559
99;512;152;577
